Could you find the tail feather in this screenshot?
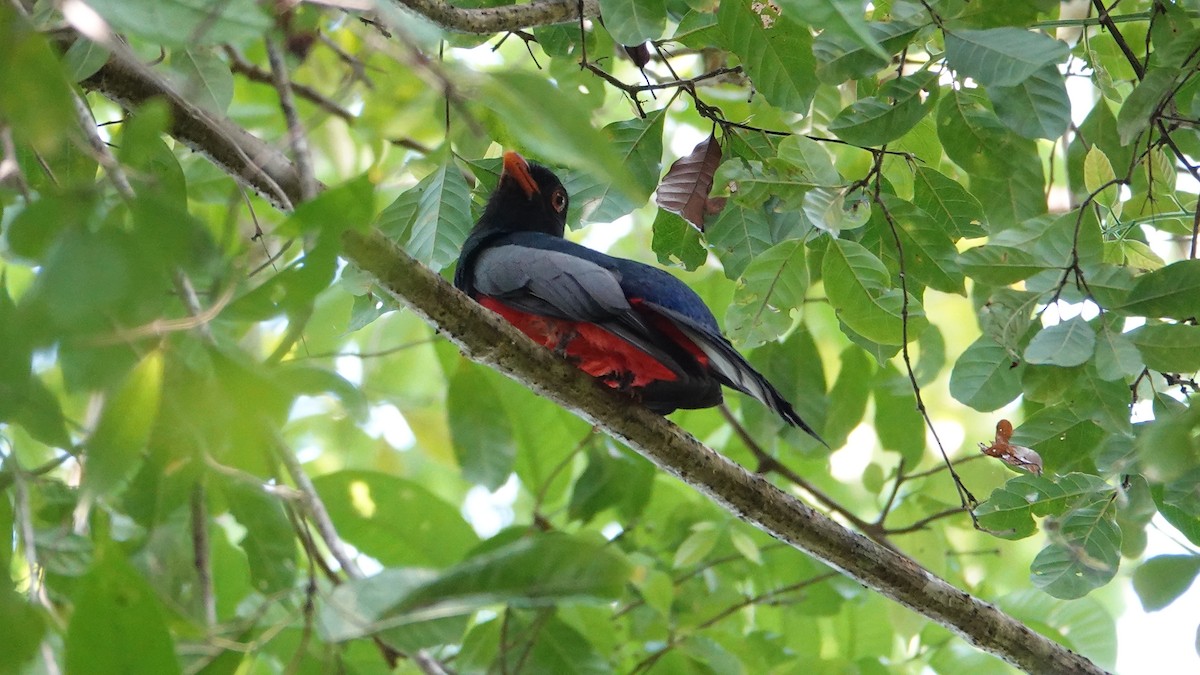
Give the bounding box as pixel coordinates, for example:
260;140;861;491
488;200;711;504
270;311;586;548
668;319;827;446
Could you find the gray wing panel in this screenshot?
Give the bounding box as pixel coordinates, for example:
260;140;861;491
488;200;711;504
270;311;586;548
473;245;632;321
473;245;690;376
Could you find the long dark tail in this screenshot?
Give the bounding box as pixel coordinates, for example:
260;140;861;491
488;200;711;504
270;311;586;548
671;321;827;446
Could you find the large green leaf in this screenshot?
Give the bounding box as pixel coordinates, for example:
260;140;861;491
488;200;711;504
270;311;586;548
65;552;182;675
948;336;1024;411
813;19;923;83
718;0;817;114
725;240;808;348
313;471;479;568
910;167;985;240
1023;317;1096;368
1129;324;1200;372
220;473;298;595
378;161;473;271
705;202;775;279
447;365;518;490
822;238;924;345
599;0;666;44
1118;259;1200;319
1030;501;1121;599
1132;554;1200;612
944;28;1069;87
84;0;271;48
480;71;641;200
317;533;630;640
989;64;1070;140
82;350;164;498
779;0;888;59
569;111;666;224
829;70;939;147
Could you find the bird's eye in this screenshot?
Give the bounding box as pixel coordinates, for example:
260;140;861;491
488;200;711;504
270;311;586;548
551;189;567;213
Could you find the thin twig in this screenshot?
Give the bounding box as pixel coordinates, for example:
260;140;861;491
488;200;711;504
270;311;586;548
271;433;364;579
191;484;217;626
871;152;977;514
266;39;319;202
224;47;355;123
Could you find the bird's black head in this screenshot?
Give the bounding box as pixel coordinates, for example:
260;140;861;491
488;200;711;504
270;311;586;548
477;151;569;238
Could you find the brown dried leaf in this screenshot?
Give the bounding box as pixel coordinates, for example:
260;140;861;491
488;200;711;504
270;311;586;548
979;419;1043;475
656;133;722;230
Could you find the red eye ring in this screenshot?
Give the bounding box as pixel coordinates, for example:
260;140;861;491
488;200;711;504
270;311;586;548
551;189;567;213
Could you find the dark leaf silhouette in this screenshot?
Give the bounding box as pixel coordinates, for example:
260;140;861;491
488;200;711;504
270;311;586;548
656;133;723;230
623;43;652;68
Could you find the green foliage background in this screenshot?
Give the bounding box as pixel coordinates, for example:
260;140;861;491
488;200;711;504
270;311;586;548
2;0;1200;672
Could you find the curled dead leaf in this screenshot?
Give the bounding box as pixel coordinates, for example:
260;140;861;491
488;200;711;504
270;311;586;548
656;133;722;231
979;419;1043;475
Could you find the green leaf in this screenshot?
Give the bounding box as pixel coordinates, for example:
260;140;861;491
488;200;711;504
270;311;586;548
1030;501;1121;599
84;0;272;48
772;134;840;186
448;365;518;490
1093;318;1143;380
879;198;964;294
0;585;44;673
873;364;924;465
960;245;1055;285
0;7;77;153
779;0;888;59
944;28;1069;87
82;350;164;498
725;240;808;348
829;70;939;146
674;523;720;568
1117;68;1176;145
65;552;182;675
167;48;234;114
568;441;655;523
651;209;707;270
823;238;923;345
949;337;1023;411
719;0;817;114
706;203;774;279
937;89;1039;177
978;474;1114;541
1083;147;1119;206
1129;324;1200;373
802;186;870;235
313;471;479;568
1023;317;1096;367
317;533;630;641
379;162;471;271
989;64;1070;140
813;19;922;83
1133;555;1200;612
1118;259;1200;320
911;167;985;240
979;288;1040;355
481;71;641;200
220;474;298;595
1012;405;1104;473
599;0;666;44
569;111;666;223
823;347;874;446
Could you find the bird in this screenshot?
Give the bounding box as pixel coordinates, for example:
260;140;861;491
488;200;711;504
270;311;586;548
454;151;824;444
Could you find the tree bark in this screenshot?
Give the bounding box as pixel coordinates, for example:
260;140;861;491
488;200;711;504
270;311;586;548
73;27;1108;675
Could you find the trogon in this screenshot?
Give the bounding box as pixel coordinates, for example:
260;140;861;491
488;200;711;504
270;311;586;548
454;151;823;444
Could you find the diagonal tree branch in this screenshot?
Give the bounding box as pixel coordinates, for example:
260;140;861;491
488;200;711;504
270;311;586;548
390;0;600;34
77;41;1107;675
